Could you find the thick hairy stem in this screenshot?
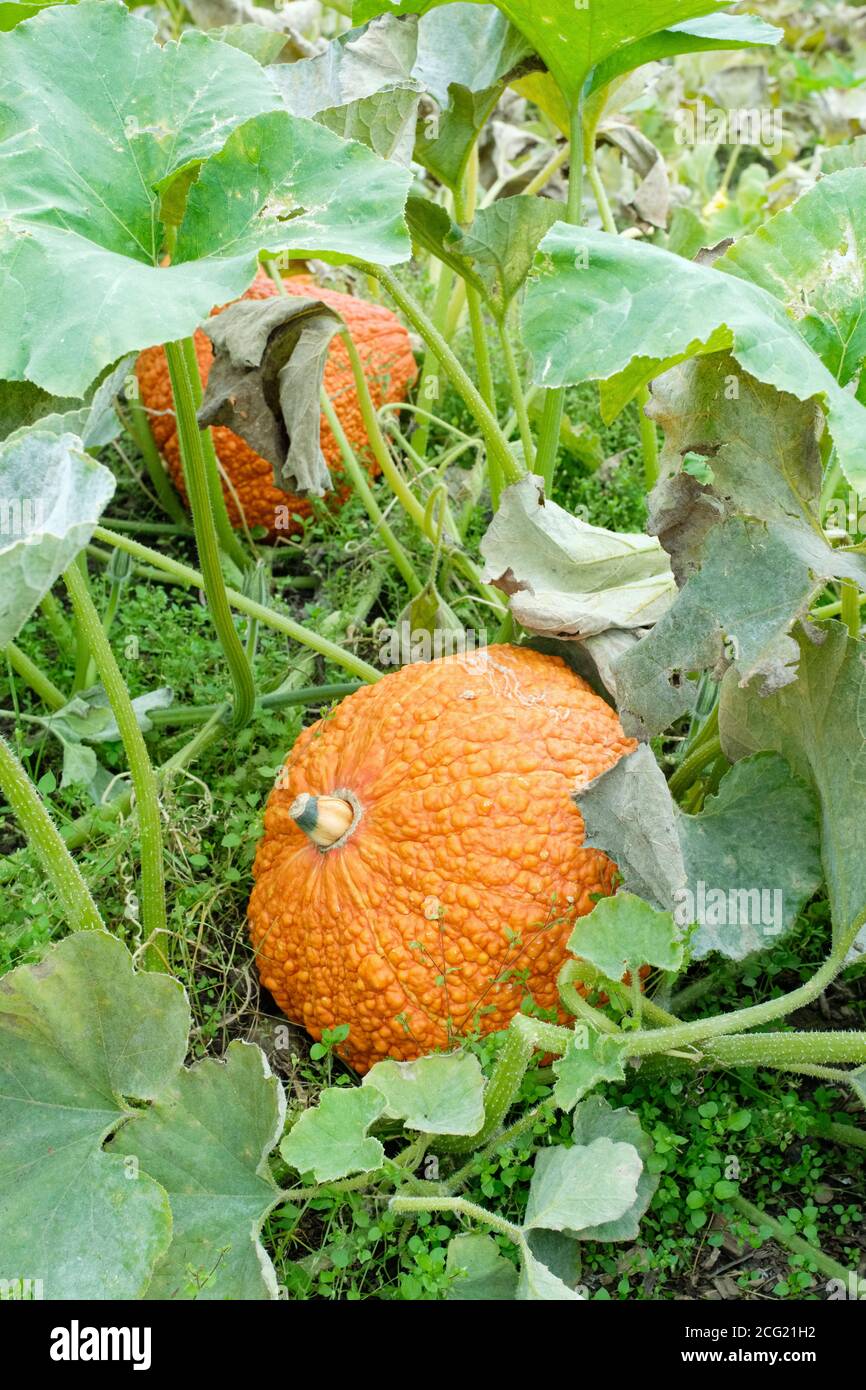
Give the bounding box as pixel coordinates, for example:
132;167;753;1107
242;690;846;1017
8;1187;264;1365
434;1015;567;1156
0;732;104;933
413;259;456;458
390;1194;521;1241
840;579;862;639
39;592;74;650
93;527;381;683
730;1194;854;1287
498;320;535;475
4;643;66;709
64;562;167;969
706;1032;866;1067
533;96;585;488
455;149;497;415
165;339;256;728
339;331;504;611
625;912;866;1058
586;147;659;490
668;734;723;800
148;681;361;729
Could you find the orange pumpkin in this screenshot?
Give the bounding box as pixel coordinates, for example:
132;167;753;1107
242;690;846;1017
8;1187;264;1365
248;645;636;1073
135;270;417;536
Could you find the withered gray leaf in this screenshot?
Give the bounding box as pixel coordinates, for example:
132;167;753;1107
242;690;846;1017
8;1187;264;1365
575;744;821;961
481;473;676;645
198;295;344;496
613;355;866;736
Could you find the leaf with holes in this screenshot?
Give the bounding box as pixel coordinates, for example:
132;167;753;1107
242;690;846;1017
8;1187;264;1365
354;0;733;105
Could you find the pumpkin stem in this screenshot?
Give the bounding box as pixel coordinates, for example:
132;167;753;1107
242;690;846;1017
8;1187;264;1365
290;793;355;849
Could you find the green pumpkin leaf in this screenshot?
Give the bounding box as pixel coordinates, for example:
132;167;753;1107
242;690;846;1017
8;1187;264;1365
576;745;823;962
363;1052;485;1135
446;196;564;320
0;356;132;447
0;428;115;646
0;2;410;398
719;624;866;948
516;1244;584;1300
115;1042;285;1300
208;21;293;65
411;3;531;108
411;4;531;187
280;1086;387;1182
570;1097;659;1241
567;892;683;980
33;686;174;789
552;1030;627;1111
174;107;411;272
524;1136;642;1234
588;13;782;97
0;0;56;29
0;932;189;1299
354;0;732;105
275;14;422;165
819;137;866;176
414;82;500;189
523;224;866;493
718;168;866;386
446;1234;519;1299
404;196;485;292
524;1228;583;1289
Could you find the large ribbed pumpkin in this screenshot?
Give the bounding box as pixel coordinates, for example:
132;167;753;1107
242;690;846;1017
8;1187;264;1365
248;645;636;1073
135;270;417;536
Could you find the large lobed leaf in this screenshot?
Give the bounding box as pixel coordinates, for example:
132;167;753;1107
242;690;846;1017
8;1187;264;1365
0;933;187;1299
0;932;288;1300
523;224;866;493
480;474;676;696
353;0;735;103
116;1042;286;1300
718;168;866;388
0;1;411;397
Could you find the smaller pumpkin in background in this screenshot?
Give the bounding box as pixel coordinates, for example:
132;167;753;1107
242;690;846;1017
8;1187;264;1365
248;644;637;1074
136;270;417;537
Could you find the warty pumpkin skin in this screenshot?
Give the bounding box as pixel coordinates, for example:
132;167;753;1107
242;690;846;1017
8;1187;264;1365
248;644;637;1074
135;270;417;537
